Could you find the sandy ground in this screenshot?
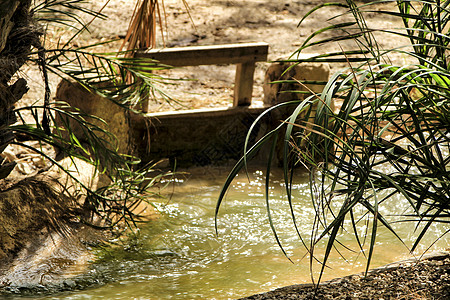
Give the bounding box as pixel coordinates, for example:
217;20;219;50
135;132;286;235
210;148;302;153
20;0;409;113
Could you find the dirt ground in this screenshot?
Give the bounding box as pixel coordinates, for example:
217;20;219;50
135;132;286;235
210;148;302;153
14;0;411;175
21;0;408;113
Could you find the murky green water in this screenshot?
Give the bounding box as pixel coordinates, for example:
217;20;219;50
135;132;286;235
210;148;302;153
38;167;448;299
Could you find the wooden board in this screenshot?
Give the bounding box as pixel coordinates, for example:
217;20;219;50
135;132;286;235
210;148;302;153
135;42;269;66
234;62;256;106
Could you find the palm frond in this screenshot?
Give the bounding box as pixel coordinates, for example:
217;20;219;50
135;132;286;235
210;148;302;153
216;0;450;286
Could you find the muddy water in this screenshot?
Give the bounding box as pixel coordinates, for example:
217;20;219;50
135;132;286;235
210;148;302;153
39;167;447;300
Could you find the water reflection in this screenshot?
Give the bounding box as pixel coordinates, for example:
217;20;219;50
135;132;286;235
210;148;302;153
44;167;448;299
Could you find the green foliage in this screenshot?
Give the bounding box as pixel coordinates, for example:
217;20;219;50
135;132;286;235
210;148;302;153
216;0;450;284
7;0;174;229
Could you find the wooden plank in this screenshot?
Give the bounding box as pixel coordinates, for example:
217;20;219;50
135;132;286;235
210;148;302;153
134;42;268;66
234;61;255;106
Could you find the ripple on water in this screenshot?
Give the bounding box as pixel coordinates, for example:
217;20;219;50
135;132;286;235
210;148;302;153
12;169;449;300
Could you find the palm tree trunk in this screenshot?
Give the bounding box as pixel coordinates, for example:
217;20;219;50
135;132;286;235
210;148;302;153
0;0;35;180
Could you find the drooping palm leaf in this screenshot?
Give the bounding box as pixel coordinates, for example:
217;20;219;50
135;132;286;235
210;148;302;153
216;0;450;286
4;0;179;228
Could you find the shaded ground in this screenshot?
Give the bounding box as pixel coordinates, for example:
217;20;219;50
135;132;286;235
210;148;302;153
21;0;408;112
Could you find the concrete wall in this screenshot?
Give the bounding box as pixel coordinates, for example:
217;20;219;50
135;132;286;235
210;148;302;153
55;61;331;168
130;106;288;167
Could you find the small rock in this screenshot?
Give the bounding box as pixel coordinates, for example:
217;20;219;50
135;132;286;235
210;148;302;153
16;162;35;175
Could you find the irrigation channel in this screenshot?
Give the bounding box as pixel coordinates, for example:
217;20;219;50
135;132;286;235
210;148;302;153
37;167;448;299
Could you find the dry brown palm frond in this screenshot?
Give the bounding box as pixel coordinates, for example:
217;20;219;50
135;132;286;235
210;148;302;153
119;0;159;57
119;0;193;57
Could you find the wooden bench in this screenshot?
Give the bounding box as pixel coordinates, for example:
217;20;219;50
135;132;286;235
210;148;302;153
135;42;269;110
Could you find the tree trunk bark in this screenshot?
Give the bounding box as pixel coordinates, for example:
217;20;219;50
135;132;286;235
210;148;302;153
0;0;36;180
